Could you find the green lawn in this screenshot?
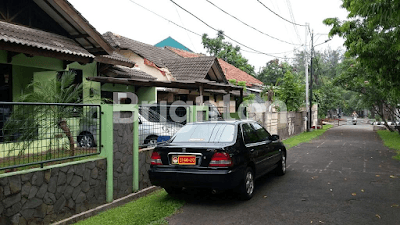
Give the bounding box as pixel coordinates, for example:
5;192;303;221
76;190;185;225
282;124;333;149
376;130;400;161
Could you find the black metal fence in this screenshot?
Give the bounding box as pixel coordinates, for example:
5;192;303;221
138;105;186;148
0;102;101;171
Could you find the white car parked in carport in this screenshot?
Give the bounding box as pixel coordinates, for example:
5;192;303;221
77;108;183;148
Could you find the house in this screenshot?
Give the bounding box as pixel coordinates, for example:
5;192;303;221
166;46;264;107
99;32;243;108
0;0;136;105
154;36;193;52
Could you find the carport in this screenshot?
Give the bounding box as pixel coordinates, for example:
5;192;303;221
86;76;245;105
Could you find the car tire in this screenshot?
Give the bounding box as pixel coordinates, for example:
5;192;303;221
78;133;95;148
276;152;286;176
237;167;255;200
164;187;183;196
144;135;158;146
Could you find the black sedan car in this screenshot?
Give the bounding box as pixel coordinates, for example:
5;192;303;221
149;120;286;200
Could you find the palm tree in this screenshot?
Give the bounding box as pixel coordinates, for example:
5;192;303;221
4;70;83;157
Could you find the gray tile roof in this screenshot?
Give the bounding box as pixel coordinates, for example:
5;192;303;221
102;65;156;80
96;51;135;66
103;32;181;68
162;57;217;81
0;21;93;58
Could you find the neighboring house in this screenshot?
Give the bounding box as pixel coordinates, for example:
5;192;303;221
101;33;241;108
166;46;261;109
155;36;193;52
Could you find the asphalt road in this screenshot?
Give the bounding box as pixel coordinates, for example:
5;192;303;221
167;120;400;225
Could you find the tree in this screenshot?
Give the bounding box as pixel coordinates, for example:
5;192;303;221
324;1;400;132
334;57;400;132
228;79;255;102
323;0;400;103
202;31;255;76
4;71;84;156
256;59;292;86
274;70;305;112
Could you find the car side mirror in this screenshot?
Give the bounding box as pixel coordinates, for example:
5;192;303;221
270;135;279;141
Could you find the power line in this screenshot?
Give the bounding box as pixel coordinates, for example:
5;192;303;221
173;4;197;52
169;0;296;60
256;0;306;27
286;0;302;43
205;0;301;46
127;0;201;37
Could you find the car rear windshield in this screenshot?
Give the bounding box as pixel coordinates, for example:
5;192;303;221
171;123;235;143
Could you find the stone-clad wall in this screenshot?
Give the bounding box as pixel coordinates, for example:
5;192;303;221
113;113;133;199
139;149;153;190
0;159;106;225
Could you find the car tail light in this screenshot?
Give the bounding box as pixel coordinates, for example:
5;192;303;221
209;152;233;167
151;152;162;165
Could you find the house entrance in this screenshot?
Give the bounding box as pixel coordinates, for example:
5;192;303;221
0;64;12;142
0;64;12;102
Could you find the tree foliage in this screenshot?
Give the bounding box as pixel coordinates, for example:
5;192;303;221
256;59;292;86
334;57;400;132
202;31;255;76
324;0;400;132
324;0;400;91
275;70;305;112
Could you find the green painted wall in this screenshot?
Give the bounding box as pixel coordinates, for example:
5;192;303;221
0;50;64;71
12;66;43;101
68;62;100;104
0;51;101;104
0;50;6;63
136;87;157;104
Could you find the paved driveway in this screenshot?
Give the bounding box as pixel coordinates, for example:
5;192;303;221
167;121;400;224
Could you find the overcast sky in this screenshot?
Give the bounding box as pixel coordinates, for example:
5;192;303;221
69;0;349;72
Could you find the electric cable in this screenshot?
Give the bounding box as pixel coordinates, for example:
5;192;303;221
286;0;302;43
205;0;301;46
127;0;202;37
170;0;296;59
173;4;197;52
256;0;306;26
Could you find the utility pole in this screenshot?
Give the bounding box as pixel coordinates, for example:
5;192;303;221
305;23;309;131
309;30;314;130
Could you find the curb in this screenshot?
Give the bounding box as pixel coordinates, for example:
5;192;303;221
52;186;161;225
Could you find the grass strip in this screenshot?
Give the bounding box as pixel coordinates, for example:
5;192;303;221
376;130;400;161
76;190;184;225
283;124;333;149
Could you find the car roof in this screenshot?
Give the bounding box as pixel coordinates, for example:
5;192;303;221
188;119;257;125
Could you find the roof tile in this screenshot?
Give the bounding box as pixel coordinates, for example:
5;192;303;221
102;65;156;80
162;57;216;81
0;21;93;58
218;59;263;87
103;32;181;68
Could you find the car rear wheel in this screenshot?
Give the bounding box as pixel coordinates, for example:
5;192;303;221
237;167;255;200
78;133;95;148
276;152;286;176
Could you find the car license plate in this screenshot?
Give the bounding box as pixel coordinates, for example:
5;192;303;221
172;155;196;165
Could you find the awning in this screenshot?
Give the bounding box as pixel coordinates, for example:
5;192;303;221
87;76;243;93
